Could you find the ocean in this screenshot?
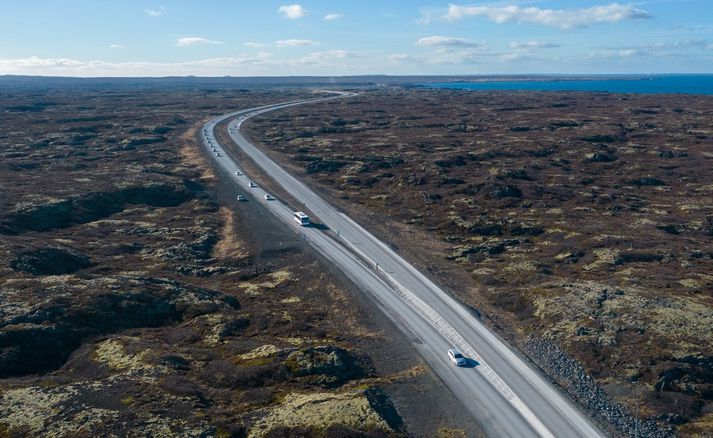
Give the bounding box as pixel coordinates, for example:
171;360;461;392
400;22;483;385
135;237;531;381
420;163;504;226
423;75;713;95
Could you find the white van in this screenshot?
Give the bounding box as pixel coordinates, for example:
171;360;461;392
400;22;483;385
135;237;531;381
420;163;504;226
293;212;310;226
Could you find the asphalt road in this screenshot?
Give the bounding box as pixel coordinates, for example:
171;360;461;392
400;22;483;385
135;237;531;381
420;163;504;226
201;92;607;438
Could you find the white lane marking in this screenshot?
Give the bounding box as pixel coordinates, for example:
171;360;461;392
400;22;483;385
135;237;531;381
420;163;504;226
338;185;602;437
336;226;555;438
203;93;599;438
219;116;554;438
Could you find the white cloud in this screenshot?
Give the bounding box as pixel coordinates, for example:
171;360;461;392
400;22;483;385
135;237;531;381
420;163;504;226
416;10;435;25
510;41;560;49
610;40;710;57
444;3;651;29
245;42;265;48
388;53;420;63
275;39;319;47
176;37;224;47
292;50;364;68
416;35;483;48
145;6;168;17
324;13;343;21
301;50;360;62
109;44;125;49
0;54;278;77
619;49;639;57
278;4;306;19
646;40;707;50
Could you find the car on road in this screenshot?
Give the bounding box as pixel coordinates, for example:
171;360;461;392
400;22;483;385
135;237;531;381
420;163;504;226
235;170;242;176
448;348;466;367
249;182;257;188
236;195;246;202
264;194;274;201
293;211;310;226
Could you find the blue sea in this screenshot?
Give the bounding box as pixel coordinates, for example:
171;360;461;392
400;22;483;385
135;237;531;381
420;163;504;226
423;75;713;95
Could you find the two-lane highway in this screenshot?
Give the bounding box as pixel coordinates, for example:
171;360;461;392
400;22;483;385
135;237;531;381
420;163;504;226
200;92;606;438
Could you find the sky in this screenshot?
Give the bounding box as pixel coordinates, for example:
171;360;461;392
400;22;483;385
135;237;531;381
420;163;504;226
1;0;712;77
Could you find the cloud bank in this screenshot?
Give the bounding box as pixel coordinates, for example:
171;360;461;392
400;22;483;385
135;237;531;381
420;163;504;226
444;3;651;29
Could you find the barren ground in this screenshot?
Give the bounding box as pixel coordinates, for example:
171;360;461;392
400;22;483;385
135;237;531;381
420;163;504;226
243;88;713;436
0;87;479;437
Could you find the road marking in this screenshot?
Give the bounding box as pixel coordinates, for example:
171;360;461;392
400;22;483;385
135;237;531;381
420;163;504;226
201;92;603;438
338;232;555;438
208;98;556;438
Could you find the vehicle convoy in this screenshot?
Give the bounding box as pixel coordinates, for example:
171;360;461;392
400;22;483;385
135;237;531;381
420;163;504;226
448;348;467;367
293;211;310;226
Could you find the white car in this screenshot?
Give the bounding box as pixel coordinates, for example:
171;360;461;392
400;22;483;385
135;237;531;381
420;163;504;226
448;348;466;367
235;170;242;176
236;195;246;202
249;182;257;188
264;194;274;201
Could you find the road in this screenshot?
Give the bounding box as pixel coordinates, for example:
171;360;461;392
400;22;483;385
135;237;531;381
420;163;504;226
200;91;607;438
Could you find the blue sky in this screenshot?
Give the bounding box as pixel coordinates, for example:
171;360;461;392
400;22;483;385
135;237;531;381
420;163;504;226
1;0;712;76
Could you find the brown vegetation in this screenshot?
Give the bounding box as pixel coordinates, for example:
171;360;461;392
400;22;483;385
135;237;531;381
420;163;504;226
245;88;713;435
0;87;466;437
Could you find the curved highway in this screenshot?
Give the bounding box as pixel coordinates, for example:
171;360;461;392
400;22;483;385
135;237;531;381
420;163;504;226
200;91;606;438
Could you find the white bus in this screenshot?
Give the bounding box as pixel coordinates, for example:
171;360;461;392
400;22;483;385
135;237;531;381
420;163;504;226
293;211;310;226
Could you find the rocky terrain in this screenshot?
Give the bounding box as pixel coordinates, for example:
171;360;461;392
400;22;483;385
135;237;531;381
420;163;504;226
0;86;476;437
244;88;713;436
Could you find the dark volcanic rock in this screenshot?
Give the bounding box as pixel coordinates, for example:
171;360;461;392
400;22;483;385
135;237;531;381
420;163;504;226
488;184;522;199
656;224;685;235
579;134;621;143
500;168;532;181
0;326;84;378
627;177;666;187
285;346;366;386
305;159;348;174
655;356;713;398
11;246;91;275
0;183;193;235
125;136;167;147
470;223;504;236
510;225;544;236
584;152;617;163
614;252;664;265
449;239;520;259
434;155;467;168
363;154;404;169
524;336;672;438
657;150;687;158
0;277;238;378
